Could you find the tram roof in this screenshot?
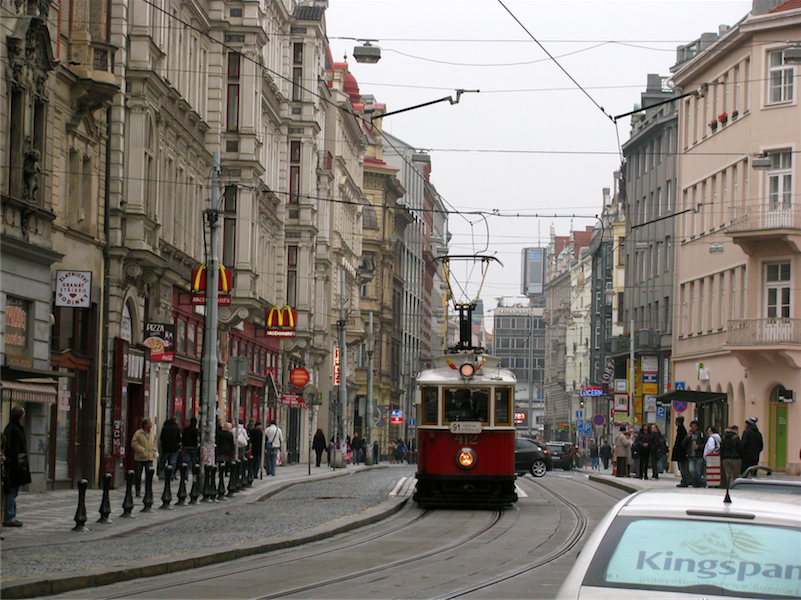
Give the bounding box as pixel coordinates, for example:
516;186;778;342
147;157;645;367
417;353;517;385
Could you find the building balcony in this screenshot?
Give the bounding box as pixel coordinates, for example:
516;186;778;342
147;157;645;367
726;204;801;255
726;318;801;346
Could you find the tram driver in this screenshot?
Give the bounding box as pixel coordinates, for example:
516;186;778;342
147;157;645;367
444;389;487;422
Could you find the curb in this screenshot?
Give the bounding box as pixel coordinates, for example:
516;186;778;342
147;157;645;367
587;474;640;494
1;465;400;599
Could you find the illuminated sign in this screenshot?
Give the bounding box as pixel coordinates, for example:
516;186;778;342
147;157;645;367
265;305;297;338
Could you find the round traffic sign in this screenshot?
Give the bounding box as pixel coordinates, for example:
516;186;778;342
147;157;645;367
672;400;688;413
289;367;310;387
303;383;320;405
593;413;605;426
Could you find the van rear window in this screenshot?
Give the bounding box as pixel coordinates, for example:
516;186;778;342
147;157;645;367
583;517;801;599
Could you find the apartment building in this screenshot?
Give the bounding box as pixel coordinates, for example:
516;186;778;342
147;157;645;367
670;0;800;474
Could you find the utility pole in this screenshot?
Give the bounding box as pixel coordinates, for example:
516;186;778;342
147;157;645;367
201;152;221;466
629;318;635;429
366;311;374;465
338;269;348;458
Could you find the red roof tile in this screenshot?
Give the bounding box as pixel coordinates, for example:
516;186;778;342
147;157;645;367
769;0;801;12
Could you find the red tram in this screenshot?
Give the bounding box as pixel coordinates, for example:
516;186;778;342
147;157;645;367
413;348;518;508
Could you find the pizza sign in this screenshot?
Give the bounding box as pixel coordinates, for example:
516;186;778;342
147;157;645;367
55;270;92;308
144;322;175;362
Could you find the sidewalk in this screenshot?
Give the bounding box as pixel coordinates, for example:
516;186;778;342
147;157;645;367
0;462;415;599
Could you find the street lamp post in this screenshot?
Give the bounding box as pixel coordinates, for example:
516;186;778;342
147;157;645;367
200;152;221;467
365;312;374;465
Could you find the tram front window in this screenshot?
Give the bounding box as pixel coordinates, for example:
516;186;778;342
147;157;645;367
444;388;489;423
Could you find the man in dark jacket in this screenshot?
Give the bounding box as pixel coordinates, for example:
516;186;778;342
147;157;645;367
250;422;264;477
181;417;199;471
671;416;690;487
3;406;31;527
739;418;763;476
720;425;741;487
158;417;182;479
637;424;652;479
599;441;612;470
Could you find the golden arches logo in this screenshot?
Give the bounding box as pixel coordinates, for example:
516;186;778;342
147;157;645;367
266;305;296;329
191;264;232;293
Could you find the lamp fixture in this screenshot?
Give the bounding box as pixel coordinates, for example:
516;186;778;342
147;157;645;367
353;40;381;64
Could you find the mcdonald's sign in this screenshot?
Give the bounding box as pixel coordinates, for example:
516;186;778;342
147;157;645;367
265;305;297;337
191;264;233;305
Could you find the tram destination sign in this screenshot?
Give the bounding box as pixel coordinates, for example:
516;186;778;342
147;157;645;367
449;422;483;434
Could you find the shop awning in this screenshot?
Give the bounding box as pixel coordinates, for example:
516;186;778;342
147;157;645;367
656;390;728;405
1;380;57;404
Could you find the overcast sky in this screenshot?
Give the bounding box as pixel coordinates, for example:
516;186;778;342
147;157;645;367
325;0;754;317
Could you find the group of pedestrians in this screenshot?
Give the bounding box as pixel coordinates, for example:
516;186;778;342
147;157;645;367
612;423;668;479
129;415;285;496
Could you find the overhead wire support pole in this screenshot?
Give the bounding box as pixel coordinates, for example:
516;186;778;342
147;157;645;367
371;90;479;120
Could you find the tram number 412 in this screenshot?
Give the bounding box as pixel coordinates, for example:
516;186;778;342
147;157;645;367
454;434;479;445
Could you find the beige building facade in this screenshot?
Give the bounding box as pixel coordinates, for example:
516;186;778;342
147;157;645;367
671;0;800;474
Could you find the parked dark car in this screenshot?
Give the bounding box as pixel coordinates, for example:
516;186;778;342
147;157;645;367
515;437;552;477
546;442;576;470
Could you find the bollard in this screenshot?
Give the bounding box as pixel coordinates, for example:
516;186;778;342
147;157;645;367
217;462;228;501
234;459;243;492
189;463;200;504
210;465;219;502
202;464;213;502
73;479;90;532
243;456;250;486
246;456;254;486
97;473;113;523
227;461;237;497
142;466;155;512
160;464;174;510
121;469;136;518
176;462;188;506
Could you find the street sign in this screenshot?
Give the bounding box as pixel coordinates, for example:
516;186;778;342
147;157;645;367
390;409;403;425
289;367;310;387
674;381;686;390
656;405;667;420
593;413;605;426
575;410;584;420
575;419;583;430
672;400;688;413
584;422;592;435
303;384;320;406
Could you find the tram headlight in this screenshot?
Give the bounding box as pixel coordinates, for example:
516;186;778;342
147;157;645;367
456;447;476;469
459;363;475;378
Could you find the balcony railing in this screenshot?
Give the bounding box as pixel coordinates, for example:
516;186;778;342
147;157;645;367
727;204;801;233
726;318;801;346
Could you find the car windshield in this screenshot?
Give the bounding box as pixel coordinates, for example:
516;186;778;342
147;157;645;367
547;444;565;453
583;516;801;598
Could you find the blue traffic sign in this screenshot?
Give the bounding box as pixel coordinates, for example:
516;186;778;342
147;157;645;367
575;419;583;431
583;422;592;435
593;413;605;426
656;405;666;420
672;400;688;413
674;381;686;390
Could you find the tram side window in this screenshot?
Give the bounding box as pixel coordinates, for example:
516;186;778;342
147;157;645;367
444;388;489;423
495;388;512;426
422;387;438;425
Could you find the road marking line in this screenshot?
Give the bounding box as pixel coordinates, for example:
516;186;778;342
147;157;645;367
515;484;528;498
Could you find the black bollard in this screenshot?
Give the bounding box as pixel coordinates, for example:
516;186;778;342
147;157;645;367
217;462;228;500
189;463;201;504
235;459;243;492
97;473;113;523
121;469;136;518
210;465;219;502
176;462;188;506
246;456;253;486
73;478;90;532
160;464;174;509
227;461;237;497
142;466;155;512
201;464;213;502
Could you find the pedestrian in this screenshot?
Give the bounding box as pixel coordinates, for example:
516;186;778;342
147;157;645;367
373;440;380;465
613;426;630;477
636;424;652;479
1;431;6;538
181;417;199;470
232;419;249;461
739;417;763;476
250;422;264;477
589;440;599;470
313;428;327;467
720;425;741;487
704;426;722;486
216;422;235;466
158;416;182;479
599;440;612;470
630;431;640;477
264;420;283;476
684;420;706;488
131;417;157;497
3;407;30;528
649;424;666;479
351;432;362;465
672;416;690;487
393;438;405;464
388;439;397;464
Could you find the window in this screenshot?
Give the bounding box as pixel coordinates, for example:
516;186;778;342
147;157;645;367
768;49;794;104
768;151;792;210
292;67;302;102
293;42;303;65
226;52;240;131
494;388;512;426
289;141;301;203
222;185;236;267
443;388;489;424
422;387;438;425
287;245;298;306
766;262;791;318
